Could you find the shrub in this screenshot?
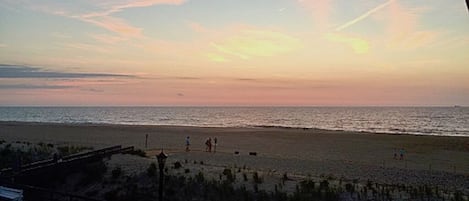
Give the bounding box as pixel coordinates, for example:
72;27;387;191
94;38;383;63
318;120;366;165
282;172;289;182
253;171;263;184
174;161;182;169
128;149;146;157
243;173;248;181
320;180;329;190
147;163;157;177
196;172;205;183
104;189;119;201
112;167;122;179
223;168;235;183
345;183;354;193
85;190;99;197
79;161;107;186
57;145;93;156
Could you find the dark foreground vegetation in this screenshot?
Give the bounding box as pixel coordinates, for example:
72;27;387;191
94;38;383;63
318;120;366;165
35;161;466;201
0;140;92;169
1;140;467;201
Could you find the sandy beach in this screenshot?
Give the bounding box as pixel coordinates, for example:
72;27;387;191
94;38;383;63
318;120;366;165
1;121;468;193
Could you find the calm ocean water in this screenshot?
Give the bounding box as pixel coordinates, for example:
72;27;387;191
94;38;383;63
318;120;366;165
0;107;468;137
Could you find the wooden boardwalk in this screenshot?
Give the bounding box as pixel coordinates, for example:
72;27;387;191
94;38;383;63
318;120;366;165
1;145;133;178
0;145;135;201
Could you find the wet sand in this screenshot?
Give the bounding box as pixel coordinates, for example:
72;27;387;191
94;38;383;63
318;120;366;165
1;121;468;190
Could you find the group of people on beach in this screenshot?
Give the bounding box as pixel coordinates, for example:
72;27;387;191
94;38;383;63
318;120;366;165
394;148;406;160
204;137;217;152
185;136;217;153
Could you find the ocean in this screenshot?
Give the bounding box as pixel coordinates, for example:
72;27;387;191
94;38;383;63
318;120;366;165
0;107;468;137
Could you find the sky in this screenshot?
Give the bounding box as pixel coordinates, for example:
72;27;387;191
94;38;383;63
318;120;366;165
0;0;468;106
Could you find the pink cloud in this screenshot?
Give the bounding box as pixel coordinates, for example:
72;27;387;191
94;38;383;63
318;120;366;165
387;1;417;37
299;0;333;31
385;1;438;50
25;0;186;38
81;16;143;37
83;0;186;18
78;0;185;37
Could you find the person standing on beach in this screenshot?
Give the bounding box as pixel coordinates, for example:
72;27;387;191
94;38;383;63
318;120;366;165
185;136;190;152
399;148;405;160
205;138;210;152
213;137;218;153
205;138;212;152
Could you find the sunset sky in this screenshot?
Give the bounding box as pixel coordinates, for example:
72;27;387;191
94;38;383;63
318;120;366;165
0;0;468;106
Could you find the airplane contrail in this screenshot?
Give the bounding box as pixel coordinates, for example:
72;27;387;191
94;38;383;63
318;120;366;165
335;0;395;31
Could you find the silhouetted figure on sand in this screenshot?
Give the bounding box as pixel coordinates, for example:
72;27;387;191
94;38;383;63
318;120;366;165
399;148;405;160
205;138;212;152
185;136;190;152
213;137;218;153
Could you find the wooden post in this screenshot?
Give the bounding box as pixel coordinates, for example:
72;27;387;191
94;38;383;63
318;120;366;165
159;167;164;201
145;134;148;149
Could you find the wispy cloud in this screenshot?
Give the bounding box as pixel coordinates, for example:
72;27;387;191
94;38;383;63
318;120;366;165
299;0;333;30
325;33;369;54
330;0;437;52
62;42;111;53
0;43;7;48
0;84;74;90
208;28;301;60
88;33;127;44
25;0;186;38
385;1;438;50
335;0;395;31
81;88;104;93
0;64;132;79
79;16;142;37
170;76;201;80
82;0;185;18
205;53;228;62
77;0;186;37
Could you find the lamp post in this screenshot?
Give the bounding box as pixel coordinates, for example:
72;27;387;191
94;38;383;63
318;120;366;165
156;150;168;201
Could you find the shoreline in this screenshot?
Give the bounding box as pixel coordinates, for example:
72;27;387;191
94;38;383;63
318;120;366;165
1;121;468;138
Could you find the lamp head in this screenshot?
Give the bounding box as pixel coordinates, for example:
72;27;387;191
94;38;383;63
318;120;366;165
156;150;168;167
